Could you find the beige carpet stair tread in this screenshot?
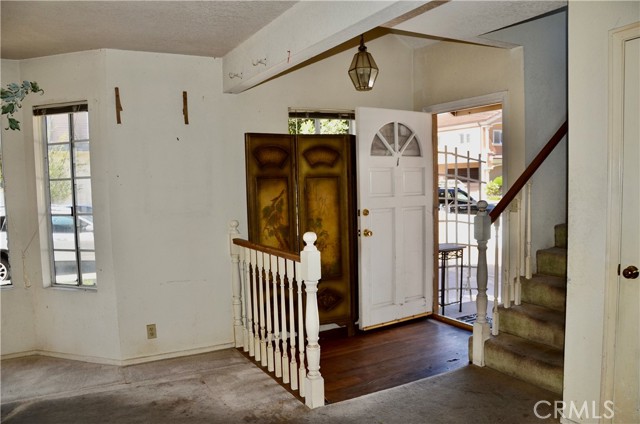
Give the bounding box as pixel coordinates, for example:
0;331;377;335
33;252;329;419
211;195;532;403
484;332;564;367
522;274;567;311
482;332;564;395
536;247;567;278
499;303;565;349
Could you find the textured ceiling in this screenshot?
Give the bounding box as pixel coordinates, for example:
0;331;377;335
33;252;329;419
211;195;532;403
1;0;567;90
1;1;297;59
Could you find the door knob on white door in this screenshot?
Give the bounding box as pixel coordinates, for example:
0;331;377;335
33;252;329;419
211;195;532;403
622;265;639;279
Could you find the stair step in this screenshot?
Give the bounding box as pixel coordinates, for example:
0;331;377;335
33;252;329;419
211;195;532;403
555;224;567;249
521;274;567;312
499;303;565;349
537;247;567;278
471;332;564;395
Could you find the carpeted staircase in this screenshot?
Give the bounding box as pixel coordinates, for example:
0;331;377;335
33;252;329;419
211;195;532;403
471;223;567;395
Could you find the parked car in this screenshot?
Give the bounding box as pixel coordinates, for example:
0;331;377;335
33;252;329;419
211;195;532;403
0;208;95;284
1;213;9;283
438;187;496;214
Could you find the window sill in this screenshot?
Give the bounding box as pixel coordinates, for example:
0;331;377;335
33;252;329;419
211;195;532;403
48;285;97;292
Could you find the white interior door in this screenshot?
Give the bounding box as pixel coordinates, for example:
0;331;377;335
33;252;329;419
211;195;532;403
356;107;433;330
612;34;640;423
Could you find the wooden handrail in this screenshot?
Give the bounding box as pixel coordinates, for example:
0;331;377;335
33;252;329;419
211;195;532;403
489;121;568;223
233;238;301;262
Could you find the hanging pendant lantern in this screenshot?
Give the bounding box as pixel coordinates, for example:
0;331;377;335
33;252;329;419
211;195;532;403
348;35;378;91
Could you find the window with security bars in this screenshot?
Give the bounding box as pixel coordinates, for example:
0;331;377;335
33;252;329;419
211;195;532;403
35;104;96;287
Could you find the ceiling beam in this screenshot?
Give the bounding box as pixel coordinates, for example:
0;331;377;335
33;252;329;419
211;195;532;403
222;1;428;94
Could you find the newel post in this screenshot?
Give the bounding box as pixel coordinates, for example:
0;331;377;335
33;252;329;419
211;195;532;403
228;220;243;348
300;232;324;409
473;201;492;366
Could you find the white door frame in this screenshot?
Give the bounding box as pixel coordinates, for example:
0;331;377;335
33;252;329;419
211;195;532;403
425;92;508;312
601;21;640;422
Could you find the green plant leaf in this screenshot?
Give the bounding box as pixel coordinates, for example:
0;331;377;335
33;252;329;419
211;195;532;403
2;104;15;114
30;81;43;93
2;80;44;131
7;117;21;131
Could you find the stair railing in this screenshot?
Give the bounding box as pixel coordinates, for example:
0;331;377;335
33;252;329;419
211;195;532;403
472;121;567;366
228;221;324;408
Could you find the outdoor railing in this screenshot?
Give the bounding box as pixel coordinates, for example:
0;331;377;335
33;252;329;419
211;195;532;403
228;221;324;408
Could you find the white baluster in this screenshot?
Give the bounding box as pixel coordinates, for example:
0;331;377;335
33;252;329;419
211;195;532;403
244;247;254;356
264;254;275;372
473;201;491;366
515;197;522;305
251;249;260;359
240;247;249;352
288;259;299;391
301;232;324;409
279;257;290;384
271;255;282;377
503;209;512;309
492;219;500;336
257;251;267;366
295;261;306;397
228;221;243;348
524;181;533;282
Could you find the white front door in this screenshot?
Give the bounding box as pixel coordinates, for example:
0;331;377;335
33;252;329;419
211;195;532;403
356;107;433;330
612;33;640;423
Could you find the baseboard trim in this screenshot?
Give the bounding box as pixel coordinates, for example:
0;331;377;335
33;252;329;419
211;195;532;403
1;350;40;360
1;343;236;366
119;343;236;366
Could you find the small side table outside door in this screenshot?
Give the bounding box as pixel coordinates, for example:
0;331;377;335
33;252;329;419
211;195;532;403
438;243;466;314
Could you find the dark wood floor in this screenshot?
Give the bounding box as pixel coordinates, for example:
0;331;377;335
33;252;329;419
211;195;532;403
320;316;471;404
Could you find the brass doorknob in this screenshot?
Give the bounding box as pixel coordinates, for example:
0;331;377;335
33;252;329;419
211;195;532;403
363;229;373;237
623;265;639;279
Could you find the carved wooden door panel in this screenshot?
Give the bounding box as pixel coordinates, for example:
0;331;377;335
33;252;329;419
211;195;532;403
297;135;356;329
245;133;357;331
245;133;298;252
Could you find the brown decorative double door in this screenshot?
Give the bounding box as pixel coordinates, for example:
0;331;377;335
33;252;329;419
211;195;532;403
245;133;357;332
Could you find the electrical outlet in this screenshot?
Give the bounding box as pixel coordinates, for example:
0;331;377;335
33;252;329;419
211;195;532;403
146;324;157;339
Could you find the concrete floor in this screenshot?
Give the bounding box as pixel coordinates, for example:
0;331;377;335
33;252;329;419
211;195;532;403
1;349;560;423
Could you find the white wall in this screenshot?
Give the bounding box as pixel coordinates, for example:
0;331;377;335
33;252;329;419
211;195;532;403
1;34;414;362
0;60;38;355
412;38;526;278
414;10;567;277
413;40;525;178
565;2;639;422
1;51;123;362
486;10;568;269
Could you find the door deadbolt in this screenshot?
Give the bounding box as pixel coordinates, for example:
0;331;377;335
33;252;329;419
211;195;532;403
622;265;639;279
363;229;373;237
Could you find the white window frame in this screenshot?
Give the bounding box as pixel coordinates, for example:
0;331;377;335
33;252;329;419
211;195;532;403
34;102;96;289
492;129;503;146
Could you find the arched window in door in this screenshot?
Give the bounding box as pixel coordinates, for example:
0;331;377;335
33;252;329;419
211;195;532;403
370;122;422;157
